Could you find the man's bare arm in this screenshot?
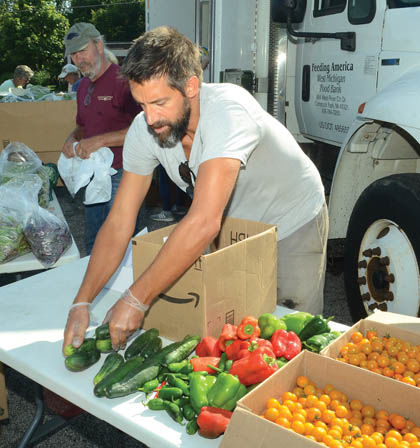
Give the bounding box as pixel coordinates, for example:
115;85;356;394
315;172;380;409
62;171;152;352
106;157;241;348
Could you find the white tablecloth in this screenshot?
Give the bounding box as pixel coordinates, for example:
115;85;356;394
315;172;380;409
0;257;349;447
0;191;80;274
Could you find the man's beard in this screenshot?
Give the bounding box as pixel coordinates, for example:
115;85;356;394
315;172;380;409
147;98;191;148
78;52;102;80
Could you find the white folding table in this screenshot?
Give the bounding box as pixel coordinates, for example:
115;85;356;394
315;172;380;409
0;257;349;447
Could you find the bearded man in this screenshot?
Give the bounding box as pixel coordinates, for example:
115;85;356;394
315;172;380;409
63;27;328;353
61;23;144;254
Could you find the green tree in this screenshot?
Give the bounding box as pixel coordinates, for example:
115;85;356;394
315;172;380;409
0;0;69;85
92;0;144;42
67;0;144;43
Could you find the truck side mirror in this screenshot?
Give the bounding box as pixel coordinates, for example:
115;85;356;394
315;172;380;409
271;0;307;23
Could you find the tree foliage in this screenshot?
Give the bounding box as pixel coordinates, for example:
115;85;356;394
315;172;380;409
0;0;69;85
0;0;145;87
68;0;145;43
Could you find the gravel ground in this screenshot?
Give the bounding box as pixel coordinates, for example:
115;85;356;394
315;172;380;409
0;184;353;448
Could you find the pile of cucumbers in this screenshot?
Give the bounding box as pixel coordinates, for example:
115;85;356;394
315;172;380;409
64;323;201;400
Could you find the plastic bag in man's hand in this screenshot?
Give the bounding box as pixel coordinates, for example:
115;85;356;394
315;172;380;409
58;144;116;204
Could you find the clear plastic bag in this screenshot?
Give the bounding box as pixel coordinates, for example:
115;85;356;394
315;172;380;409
0;206;30;264
0;176;39;264
0;142;51;207
24;207;72;268
1;175;71;268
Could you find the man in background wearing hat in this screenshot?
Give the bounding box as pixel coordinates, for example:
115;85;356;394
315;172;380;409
0;65;34;93
58;63;81;92
61;22;144;254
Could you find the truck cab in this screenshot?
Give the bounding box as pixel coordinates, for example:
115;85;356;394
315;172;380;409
146;0;420;320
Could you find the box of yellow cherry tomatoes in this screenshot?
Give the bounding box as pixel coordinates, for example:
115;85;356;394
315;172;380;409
321;311;420;388
220;350;420;448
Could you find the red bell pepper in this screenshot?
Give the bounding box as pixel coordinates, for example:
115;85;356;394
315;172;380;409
197;406;232;438
228;350;278;386
195;336;222;357
226;338;275;360
217;324;237;352
237;316;260;339
248;339;275;357
270;329;302;360
191;356;220;373
225;339;251;360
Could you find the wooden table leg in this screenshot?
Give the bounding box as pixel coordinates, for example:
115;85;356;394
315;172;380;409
0;362;8;420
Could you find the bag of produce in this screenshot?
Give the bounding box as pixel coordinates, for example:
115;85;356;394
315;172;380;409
0;176;40;264
23;207;72;268
0;206;30;264
0;142;50;207
1;174;71;268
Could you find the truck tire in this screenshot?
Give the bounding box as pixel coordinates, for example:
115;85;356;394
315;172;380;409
344;173;420;321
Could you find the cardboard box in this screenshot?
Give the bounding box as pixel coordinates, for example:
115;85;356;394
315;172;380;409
0;100;77;165
0;362;8;421
221;350;420;447
364;310;420;334
321;311;420;359
132;217;277;341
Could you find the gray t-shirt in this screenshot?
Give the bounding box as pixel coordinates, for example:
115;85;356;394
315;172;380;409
124;83;325;240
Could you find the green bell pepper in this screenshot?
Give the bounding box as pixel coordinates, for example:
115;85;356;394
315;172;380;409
258;313;287;339
189;373;216;414
298;315;334;341
282;312;313;335
207;372;243;411
303;331;342;353
222;383;247;411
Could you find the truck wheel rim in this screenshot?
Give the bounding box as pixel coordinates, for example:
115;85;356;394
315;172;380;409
357;219;420;316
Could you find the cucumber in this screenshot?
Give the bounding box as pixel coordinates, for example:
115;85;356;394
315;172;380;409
163;335;201;365
96;338;113;353
124;328;159;360
93;352;124;385
65;348;101;372
94;355;145;397
63;338;97;357
95;323;110;340
104;358;161;398
143;336;163;358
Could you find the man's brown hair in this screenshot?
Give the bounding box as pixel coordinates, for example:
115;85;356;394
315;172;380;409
121;26;203;94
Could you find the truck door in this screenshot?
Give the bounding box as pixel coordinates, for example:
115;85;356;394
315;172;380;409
146;0;196;40
295;0;385;146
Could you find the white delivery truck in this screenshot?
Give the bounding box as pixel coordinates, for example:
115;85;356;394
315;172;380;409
146;0;420;320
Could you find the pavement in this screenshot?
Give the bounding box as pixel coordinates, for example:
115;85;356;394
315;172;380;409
0;185;353;448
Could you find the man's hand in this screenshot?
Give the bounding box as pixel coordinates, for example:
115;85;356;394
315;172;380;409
62;305;90;355
75;136;103;159
103;299;144;351
62;137;77;158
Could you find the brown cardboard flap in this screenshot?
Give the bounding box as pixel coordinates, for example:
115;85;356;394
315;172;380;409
365;310;420;334
215;216;276;250
0;100;76;153
0;362;8;420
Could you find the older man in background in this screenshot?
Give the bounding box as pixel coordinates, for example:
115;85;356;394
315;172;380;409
0;65;34;93
61;22;145;254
